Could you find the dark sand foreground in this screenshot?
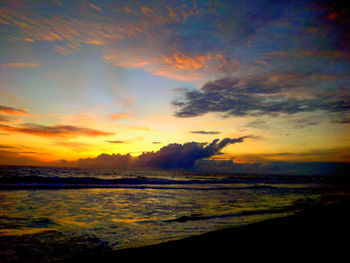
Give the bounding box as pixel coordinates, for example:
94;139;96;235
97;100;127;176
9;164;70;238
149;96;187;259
61;196;350;262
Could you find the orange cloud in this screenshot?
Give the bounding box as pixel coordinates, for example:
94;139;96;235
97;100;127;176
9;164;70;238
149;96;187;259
23;38;34;42
140;6;152;15
42;32;62;41
152;69;202;81
103;52;150;68
149;52;232;81
83;39;104;45
328;12;339;20
0;115;11;122
254;59;268;65
1;5;215;81
0;105;37;117
0;62;41;69
140;52;220;81
89;3;101;12
103;50;210;81
166;6;177;19
0;5;222;81
0;6;119;55
0;123;114;138
161;52;212;70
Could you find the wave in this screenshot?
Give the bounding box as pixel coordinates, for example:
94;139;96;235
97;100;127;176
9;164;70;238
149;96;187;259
0;173;322;184
0;175;236;185
165;208;293;223
165;200;317;223
0;175;309;191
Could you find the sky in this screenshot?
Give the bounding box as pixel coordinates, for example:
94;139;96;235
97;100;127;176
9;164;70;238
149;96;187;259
0;0;349;171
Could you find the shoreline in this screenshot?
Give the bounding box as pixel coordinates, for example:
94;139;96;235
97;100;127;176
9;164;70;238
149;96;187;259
61;196;350;262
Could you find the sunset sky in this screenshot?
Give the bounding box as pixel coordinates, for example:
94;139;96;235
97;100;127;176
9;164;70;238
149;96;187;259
0;0;349;168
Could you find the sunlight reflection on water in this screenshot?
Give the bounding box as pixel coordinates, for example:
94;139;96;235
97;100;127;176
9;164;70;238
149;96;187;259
1;167;346;262
1;187;320;249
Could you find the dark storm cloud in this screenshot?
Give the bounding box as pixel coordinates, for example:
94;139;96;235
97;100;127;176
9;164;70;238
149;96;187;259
66;137;249;169
190;131;221;135
137;136;249;169
173;77;350;118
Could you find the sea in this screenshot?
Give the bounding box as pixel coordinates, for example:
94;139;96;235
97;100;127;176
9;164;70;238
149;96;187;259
0;165;348;262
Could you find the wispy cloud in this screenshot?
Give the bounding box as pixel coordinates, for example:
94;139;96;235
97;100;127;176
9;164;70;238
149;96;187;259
0;1;237;81
106;137;143;144
0;144;17;149
0;115;11;122
246;120;271;130
88;3;101;12
190;130;221;135
0;62;41;69
106;140;125;144
0;105;37;117
0;123;113;138
331;117;350;124
1;0;349;83
161;52;212;71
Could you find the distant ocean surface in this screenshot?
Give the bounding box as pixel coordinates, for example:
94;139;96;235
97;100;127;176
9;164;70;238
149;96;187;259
0;166;348;262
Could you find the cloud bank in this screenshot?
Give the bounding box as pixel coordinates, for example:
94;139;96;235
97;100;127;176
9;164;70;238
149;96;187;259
173;77;350;120
63;137;249;169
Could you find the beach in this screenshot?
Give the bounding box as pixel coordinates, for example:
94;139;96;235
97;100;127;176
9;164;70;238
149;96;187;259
61;196;350;262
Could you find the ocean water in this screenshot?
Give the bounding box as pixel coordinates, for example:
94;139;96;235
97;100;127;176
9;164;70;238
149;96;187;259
0;166;348;262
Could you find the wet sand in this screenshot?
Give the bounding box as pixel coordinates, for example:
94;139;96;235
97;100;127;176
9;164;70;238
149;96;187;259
62;196;350;262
